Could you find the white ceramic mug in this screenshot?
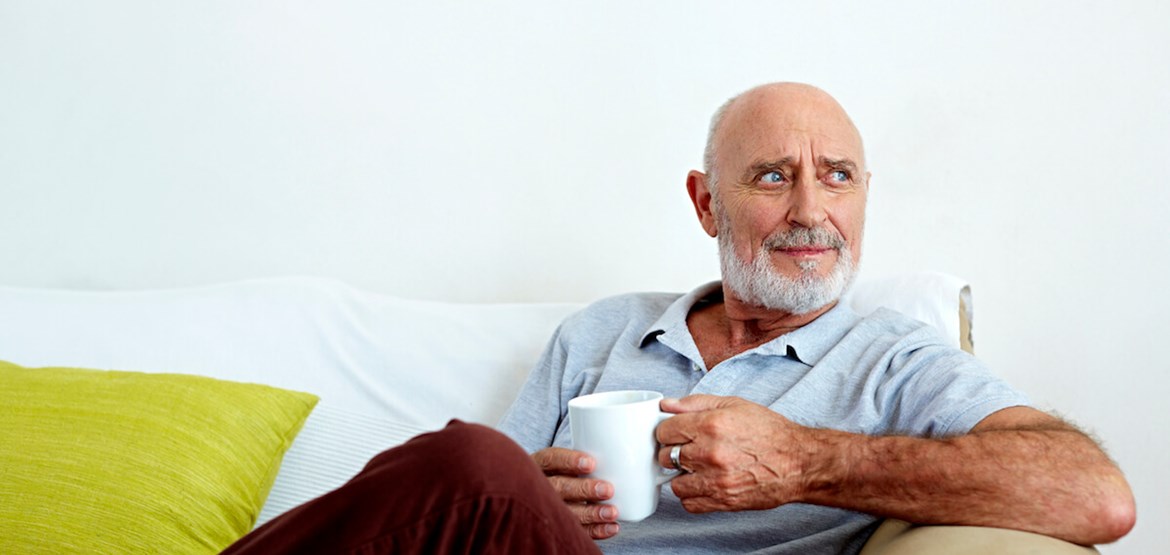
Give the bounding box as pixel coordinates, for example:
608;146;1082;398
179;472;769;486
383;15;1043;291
568;390;680;522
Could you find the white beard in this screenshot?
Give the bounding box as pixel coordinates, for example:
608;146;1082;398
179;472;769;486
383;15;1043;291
716;206;859;315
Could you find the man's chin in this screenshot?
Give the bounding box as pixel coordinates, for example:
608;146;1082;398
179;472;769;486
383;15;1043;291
721;241;856;315
774;262;833;281
769;250;838;274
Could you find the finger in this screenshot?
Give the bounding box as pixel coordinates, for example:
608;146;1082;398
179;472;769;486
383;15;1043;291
669;471;710;502
587;522;621;540
660;394;738;414
548;475;614;503
679;496;722;514
565;501;620;525
657;443;691;472
657;444;672;469
533;447;594;476
671;476;731;513
655;412;700;445
657;395;748;444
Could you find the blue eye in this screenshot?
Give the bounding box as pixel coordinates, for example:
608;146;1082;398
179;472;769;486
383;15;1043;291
760;171;785;184
828;170;849;182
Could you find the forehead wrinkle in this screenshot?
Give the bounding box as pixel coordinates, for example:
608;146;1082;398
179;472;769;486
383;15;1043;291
714;85;866;170
748;156;797;171
716;115;866;185
747;125;855;158
736;136;858;171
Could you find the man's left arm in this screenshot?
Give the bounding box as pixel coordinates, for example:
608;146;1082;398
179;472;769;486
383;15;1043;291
657;395;1136;546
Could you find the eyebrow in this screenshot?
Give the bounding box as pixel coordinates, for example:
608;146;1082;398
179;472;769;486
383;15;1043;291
741;157;797;181
739;156;860;182
819;157;859;174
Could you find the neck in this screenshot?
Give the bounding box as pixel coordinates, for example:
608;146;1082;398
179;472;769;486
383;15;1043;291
716;284;836;349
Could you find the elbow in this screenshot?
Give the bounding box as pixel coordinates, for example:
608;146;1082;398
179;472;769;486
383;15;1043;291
1094;494;1136;544
1086;479;1136;544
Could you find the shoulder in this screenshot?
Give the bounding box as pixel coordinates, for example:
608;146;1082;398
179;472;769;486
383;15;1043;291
804;304;966;380
850;306;955;352
825;305;994;398
849;308;1029;435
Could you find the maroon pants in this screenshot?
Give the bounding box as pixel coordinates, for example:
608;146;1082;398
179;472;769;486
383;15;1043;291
223;421;600;555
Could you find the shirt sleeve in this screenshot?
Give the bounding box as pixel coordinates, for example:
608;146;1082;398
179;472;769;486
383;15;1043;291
883;327;1032;437
496;323;573;453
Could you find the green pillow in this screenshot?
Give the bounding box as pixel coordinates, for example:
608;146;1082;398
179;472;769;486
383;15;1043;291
0;360;318;554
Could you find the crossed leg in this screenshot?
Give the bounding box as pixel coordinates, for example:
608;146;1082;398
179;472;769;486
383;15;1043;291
223;420;600;555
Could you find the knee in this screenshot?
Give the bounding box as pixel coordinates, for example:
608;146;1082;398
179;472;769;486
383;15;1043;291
362;420;543;494
427;421;542;489
432;420;520;452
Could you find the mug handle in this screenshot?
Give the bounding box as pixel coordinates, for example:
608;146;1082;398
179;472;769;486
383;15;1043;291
655;412;683;485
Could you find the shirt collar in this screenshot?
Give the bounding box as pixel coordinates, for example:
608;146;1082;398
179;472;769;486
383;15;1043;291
640;281;860;367
774;301;859;366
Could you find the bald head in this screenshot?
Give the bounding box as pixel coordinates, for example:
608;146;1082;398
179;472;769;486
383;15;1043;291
703;83;866;190
686;82;870;316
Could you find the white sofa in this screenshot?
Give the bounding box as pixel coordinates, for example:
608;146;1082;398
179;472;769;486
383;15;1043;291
0;274;1095;554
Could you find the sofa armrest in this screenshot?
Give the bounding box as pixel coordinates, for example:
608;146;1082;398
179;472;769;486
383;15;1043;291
860;519;1099;555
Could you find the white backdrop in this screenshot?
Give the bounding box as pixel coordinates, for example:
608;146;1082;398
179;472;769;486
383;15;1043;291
2;1;1167;552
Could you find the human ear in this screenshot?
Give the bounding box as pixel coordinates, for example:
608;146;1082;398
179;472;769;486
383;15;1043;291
686;170;718;238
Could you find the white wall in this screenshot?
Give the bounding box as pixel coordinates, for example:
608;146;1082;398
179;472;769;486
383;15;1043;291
2;1;1167;552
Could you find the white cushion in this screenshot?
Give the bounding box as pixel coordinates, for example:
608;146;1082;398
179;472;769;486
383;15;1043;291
0;273;971;526
845;271;971;351
0;277;579;429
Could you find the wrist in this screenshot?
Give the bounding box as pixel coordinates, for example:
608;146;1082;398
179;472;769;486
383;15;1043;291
795;427;852;504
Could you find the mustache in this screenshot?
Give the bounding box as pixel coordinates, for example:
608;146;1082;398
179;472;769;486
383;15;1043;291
763;227;846;250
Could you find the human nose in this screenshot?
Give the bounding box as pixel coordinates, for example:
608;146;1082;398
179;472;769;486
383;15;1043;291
785;178;828;228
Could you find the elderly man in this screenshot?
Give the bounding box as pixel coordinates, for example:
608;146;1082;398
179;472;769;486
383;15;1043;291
225;83;1134;554
496;82;1134;552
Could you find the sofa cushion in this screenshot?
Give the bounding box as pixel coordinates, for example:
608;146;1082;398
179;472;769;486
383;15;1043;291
0;360;318;554
0;273;973;530
0;277;580;430
844;271;971;352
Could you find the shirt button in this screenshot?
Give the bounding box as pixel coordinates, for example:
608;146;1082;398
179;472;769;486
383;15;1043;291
692;363;702;372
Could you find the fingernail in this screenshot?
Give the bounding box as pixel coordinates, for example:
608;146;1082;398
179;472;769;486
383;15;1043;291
600;506;616;520
577;457;591;472
604;523;620;535
594;482;608;497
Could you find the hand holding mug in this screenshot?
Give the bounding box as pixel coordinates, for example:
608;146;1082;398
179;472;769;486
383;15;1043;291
568;390;682;524
532;447;622;539
655;394;806;513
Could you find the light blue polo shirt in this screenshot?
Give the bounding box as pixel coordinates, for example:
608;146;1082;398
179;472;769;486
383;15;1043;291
498;281;1030;554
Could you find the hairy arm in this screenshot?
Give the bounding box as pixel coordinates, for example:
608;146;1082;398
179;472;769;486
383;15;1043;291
657;396;1135;546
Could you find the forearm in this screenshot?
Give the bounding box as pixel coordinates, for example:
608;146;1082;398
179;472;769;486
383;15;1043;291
658;397;1135;545
799;424;1134;545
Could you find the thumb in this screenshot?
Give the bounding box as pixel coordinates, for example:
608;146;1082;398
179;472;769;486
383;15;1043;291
661;394;739;414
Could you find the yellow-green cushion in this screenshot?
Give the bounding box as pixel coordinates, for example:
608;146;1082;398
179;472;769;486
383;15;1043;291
0;360;319;554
